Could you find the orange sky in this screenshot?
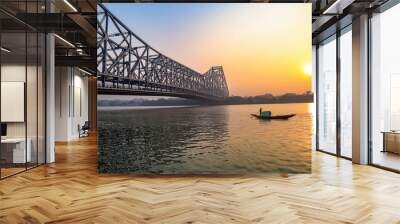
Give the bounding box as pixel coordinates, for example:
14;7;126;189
185;4;312;96
108;3;312;96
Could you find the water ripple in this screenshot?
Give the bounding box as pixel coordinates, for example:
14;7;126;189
98;103;312;174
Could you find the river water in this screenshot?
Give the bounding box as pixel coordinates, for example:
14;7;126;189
98;103;313;174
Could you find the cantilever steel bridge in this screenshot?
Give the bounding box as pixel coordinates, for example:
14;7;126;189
97;4;229;100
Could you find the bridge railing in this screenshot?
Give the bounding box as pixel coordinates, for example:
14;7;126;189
97;4;229;100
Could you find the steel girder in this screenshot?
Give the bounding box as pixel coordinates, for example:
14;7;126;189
97;4;229;100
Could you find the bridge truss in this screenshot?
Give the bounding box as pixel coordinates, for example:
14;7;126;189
97;4;229;100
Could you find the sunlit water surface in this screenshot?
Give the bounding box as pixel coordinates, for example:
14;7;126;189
98;103;313;174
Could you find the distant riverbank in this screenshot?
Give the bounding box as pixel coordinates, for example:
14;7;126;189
98;92;313;107
98;105;196;111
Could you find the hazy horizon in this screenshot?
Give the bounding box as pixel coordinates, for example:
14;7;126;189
103;3;312;97
98;91;313;101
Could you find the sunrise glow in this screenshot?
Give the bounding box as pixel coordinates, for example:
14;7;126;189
304;64;312;76
104;3;312;96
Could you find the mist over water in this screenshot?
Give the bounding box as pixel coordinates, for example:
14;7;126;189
98;103;312;174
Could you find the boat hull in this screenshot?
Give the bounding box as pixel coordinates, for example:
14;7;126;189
251;113;296;120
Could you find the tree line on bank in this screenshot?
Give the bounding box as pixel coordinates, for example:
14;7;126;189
98;91;314;107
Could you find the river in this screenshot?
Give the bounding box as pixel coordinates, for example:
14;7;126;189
98;103;313;174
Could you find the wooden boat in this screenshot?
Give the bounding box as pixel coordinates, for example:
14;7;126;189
251;113;296;120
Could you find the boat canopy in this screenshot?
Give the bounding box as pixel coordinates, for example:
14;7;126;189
260;111;271;118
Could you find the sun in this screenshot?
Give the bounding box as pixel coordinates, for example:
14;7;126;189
303;64;312;76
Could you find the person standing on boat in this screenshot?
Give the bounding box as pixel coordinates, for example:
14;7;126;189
259;108;262;116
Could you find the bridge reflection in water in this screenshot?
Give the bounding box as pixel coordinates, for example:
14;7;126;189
97;4;229;101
